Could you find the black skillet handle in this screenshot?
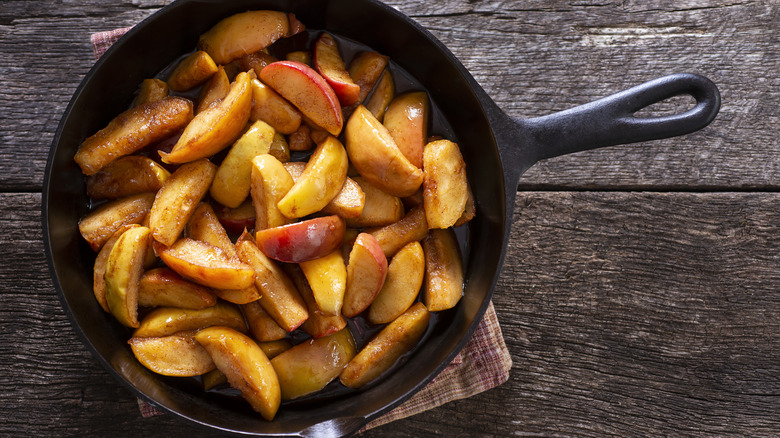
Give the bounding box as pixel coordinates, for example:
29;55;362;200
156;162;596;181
521;73;720;162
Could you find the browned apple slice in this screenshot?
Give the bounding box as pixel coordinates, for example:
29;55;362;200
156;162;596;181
453;183;476;227
203;368;228;390
284;162;365;219
104;226;152;328
368;241;424;324
364;70;394;121
422;139;468;229
286;50;310;65
237;50;278;77
288;123;313;151
198;10;291;65
74;96;194;175
155;238;255;290
259;61;343;136
284;264;347;338
235;231;309;332
93;224;142;312
149;158;216;246
300;249;347;316
241;300;288;342
344;177;404;228
160;72;252;164
259;339;293;359
348;51;389;105
255;215;345;263
271;328;356;400
86;156;170;200
250;78;302;135
167;50;219;92
133;301;247;338
134;78;168;107
250;154;295;231
277;136;348;219
129;331;216;377
269;132;291;163
194;326;281;421
197;65;229;113
79;192;155;252
342;233;388;317
185;203;238;259
314;32;359;106
340;302;430;388
138;267;217;310
384;91;428;169
210;119;275;209
214;199;256;234
422;228;464;311
345;105;423;197
369;205;429;257
211;286;262;305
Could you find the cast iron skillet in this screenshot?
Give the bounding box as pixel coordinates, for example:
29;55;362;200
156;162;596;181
43;0;720;436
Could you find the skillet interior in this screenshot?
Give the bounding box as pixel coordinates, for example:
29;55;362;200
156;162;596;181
44;0;511;435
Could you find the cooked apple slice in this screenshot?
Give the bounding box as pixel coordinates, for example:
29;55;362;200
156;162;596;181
137;267;217;310
254;215;345;263
259;339;292;359
242;300;288;342
194;326;281;421
133;301;246;338
454;183;476;227
134;78;168;107
342;233;388;317
288;123;313;151
235;231;309;332
422;228;464;311
369;205;429;257
155;238;255;290
269;132;291;163
384;91;428;169
344;177;404;228
211;286;262;305
237;50;278;77
364;70;395;121
300;249;347;316
284;264;347;338
348;51;389;105
74;96;194;175
340;302;430;389
345;105;423;197
167;50;219;92
129;331;216;377
93;224;142;312
286;50;310;65
250;154;294;231
422;139;468;229
149;158;216;246
277;136;348;219
284;162;365;219
368;241;424;324
197;65;229;113
86;156;170;200
198;10;292;65
259;61;343;136
214;199;256;234
79;192;155;251
314;32;359;106
185;203;238;259
210;119;275;208
160;72;252;164
104;226;151;328
271;328;356;400
250;78;302;135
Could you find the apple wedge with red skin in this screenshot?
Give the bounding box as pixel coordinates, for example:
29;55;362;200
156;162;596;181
314;33;360;106
342;233;388;317
255;215;345;263
259;60;343;136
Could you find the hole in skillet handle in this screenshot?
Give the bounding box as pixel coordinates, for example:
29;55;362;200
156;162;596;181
517;73;721;163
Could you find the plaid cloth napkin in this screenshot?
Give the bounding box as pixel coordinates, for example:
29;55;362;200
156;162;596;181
93;27;512;433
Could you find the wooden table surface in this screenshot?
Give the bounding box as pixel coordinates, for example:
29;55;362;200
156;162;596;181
2;0;779;436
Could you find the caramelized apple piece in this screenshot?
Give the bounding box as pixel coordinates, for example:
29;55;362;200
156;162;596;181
194;326;281;420
342;233;388;317
210;120;275;208
134;78;168;107
133;301;247;338
368;241;424;324
185;203;237;259
137;267;217;309
384;91;428;169
422;228;464;311
255;215;345;263
149;158;216;246
250;154;294;231
284;162;365;219
237;50;278;77
422;139;468;229
314;32;359;106
340;302;430;388
93;224;142;312
348;51;389;105
288;123;313;151
104;226;151;328
74;96;194;175
79;192;155;252
198;10;292;65
211;286;262;305
271;328;356;400
344;177;404;228
242;300;288;342
86;156;170;200
284;264;347;338
364;71;394;121
250;78;302;135
155;238;255;290
197;65;229;113
129;331;216;377
453;183;476;227
369;205;429;257
214;199;256;234
269;132;291;163
167;50;218;92
286;50;310;65
300;249;347;316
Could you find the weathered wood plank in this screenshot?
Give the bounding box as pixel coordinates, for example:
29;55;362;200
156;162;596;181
0;0;777;190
